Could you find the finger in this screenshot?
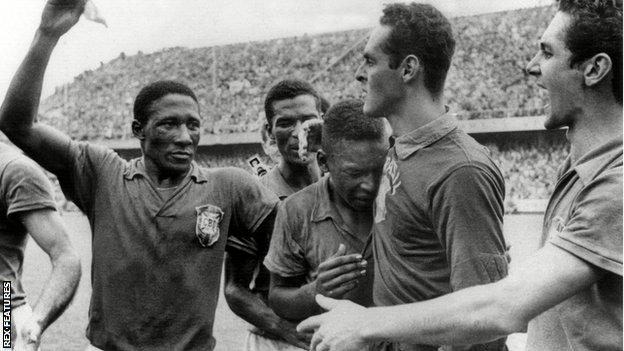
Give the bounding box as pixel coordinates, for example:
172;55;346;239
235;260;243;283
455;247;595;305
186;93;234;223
322;269;365;291
318;254;363;274
310;331;323;351
297;314;322;333
315;294;342;310
332;243;346;257
326;281;359;298
318;260;366;283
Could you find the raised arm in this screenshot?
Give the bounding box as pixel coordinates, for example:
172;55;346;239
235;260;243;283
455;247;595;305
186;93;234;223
16;208;81;350
0;0;85;174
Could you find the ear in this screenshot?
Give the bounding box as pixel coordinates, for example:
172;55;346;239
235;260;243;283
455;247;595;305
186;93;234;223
400;55;420;83
583;53;612;88
131;120;145;140
317;149;330;174
264;121;275;140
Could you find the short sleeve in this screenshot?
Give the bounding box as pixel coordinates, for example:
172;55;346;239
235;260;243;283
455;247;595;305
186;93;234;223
227;167;278;239
57;141;121;214
263;202;307;277
430;164;508;291
1;157;57;218
550;169;623;275
226;235;259;256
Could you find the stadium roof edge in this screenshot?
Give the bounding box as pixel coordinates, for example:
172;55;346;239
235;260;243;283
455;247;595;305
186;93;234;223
94;115;549;149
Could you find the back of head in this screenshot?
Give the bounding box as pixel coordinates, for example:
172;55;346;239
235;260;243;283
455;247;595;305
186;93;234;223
557;0;622;104
264;79;322;127
322;99;386;155
380;2;455;96
133;80;199;124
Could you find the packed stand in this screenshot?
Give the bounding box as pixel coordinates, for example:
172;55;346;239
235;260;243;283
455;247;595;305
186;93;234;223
39;5;555;140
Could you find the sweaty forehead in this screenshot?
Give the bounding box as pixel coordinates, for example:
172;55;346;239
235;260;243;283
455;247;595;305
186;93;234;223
364;25;392;56
148;94;199;117
541;12;572;49
272;94;319;116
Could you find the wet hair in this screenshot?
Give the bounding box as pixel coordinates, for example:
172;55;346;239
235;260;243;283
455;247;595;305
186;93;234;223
379;3;455;96
557;0;622;104
264;79;322;128
133;80;199;124
322;99;386;155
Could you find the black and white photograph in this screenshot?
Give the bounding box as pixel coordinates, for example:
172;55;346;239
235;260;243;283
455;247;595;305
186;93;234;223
0;0;621;350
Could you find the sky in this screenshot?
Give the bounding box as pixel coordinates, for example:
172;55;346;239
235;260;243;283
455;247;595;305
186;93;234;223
0;0;550;99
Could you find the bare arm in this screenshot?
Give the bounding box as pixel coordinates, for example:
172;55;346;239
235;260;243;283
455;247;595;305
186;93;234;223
299;243;602;350
0;0;85;174
224;250;309;349
18;208;81;348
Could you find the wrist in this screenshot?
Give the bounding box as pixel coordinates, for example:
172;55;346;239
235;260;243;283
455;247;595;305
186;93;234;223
34;29;61;45
358;308;380;343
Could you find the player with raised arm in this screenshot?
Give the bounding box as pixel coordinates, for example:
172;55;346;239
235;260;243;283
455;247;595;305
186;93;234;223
298;1;622;350
224;79;324;351
0;1;278;350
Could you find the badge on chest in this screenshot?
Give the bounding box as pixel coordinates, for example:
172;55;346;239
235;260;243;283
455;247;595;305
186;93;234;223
195;204;224;247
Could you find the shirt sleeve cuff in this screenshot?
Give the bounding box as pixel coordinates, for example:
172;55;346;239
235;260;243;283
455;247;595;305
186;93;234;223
550;234;623;276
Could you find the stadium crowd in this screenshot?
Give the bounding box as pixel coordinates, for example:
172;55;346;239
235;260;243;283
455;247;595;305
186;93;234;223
40;5;554;139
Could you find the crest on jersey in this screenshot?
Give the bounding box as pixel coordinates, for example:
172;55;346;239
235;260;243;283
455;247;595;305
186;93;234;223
195;204;224;247
374;156;402;223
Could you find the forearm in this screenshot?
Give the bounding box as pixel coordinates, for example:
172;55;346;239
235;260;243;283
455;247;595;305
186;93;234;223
270;282;323;320
226;286;292;337
361;282;524;346
0;31;59;136
31;250;81;330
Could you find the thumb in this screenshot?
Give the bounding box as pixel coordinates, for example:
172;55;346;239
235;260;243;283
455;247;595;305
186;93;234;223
331;243;346;257
315;294;341;311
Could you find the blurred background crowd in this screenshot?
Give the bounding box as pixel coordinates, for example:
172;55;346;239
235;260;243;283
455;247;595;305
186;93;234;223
36;5;564;211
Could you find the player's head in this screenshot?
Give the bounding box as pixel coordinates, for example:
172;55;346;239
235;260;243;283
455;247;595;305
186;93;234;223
355;2;455;117
131;80;201;174
319;99;389;211
526;0;622;130
264;79;323;166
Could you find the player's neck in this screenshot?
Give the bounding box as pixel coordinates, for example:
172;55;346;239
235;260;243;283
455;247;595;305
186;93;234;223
143;157;191;188
278;159;320;190
567;100;622;163
388;92;446;138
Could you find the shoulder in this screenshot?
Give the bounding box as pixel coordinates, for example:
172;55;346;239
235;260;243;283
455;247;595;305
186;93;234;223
0;152;49;183
280;181;318;216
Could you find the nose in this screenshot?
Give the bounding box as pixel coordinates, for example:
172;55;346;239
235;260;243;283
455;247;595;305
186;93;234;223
355;62;366;83
359;173;376;194
292;120;303;137
175;124;193;146
525;54;540;76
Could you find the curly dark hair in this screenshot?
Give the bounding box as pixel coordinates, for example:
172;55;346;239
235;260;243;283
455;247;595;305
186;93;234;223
557;0;622;104
322;99;386;155
133;80;199;125
379;3;455;96
264;79;322;129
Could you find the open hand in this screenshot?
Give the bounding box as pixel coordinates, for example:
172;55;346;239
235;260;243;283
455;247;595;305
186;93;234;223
314;244;367;299
39;0;86;38
298;295;370;351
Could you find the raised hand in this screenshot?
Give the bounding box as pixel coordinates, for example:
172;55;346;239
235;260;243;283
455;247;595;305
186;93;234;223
314;244;367;299
39;0;86;38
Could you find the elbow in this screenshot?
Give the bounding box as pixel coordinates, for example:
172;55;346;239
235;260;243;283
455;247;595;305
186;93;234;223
224;282;246;315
